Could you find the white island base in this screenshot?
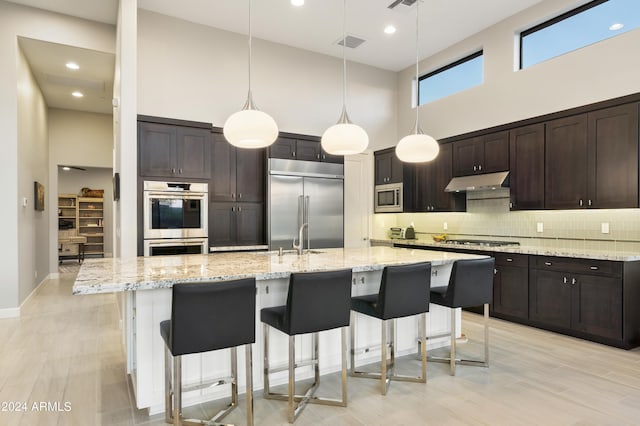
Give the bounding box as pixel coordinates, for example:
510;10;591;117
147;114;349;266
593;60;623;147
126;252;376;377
129;267;461;415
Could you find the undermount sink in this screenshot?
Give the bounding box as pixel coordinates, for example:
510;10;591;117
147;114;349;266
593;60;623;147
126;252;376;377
254;250;325;256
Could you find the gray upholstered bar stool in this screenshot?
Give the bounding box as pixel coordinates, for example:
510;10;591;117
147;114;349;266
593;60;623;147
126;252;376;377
160;278;256;426
261;269;352;423
350;262;431;395
429;257;495;376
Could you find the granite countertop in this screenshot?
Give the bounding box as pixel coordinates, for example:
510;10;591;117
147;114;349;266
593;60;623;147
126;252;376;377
371;238;640;262
73;246;485;295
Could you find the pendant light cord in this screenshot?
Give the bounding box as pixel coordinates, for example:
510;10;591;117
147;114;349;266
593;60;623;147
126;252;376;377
415;0;420;130
342;0;347;111
248;0;252;95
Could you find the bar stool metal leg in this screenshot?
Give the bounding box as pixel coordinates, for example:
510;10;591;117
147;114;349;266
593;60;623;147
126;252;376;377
380;319;387;395
450;308;456;376
288;335;295;423
245;344;254;426
164;346;173;424
173;355;181;425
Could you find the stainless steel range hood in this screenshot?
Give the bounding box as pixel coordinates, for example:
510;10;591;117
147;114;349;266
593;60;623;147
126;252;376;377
444;171;509;192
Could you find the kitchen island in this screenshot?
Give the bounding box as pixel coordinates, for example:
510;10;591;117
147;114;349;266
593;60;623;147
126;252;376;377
73;247;488;414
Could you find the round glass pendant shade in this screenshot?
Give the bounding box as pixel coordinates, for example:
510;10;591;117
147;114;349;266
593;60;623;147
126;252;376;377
321;122;369;155
223;109;279;149
395;133;440;163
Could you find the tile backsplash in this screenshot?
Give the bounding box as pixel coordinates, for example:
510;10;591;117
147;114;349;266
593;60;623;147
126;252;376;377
373;196;640;253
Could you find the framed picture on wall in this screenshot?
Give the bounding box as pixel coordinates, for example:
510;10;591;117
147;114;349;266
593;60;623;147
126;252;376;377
34;181;44;211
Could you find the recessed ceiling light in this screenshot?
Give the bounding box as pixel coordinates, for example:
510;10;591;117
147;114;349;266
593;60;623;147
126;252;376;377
384;25;397;35
72;91;84;98
291;0;304;6
66;62;79;70
62;166;71;171
609;23;624;31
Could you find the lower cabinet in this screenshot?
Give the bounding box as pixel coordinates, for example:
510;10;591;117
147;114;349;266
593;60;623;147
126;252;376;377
529;257;623;342
393;243;640;349
492;253;529;321
209;202;264;247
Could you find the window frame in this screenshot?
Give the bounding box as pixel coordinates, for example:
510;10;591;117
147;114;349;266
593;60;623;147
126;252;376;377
417;50;483;105
519;0;611;69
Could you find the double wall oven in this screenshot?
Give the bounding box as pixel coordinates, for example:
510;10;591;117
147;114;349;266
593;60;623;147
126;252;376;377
143;181;208;256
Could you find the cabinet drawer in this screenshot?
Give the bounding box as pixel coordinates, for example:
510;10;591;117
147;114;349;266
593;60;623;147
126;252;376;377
532;256;622;277
494;253;528;268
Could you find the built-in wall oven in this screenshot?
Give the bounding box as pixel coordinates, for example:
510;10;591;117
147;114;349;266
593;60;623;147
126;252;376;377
143;181;208;256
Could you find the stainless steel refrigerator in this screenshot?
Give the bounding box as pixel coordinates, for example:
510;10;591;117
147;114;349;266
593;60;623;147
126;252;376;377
268;158;344;251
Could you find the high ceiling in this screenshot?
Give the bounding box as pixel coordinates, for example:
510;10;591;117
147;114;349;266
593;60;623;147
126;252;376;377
8;0;546;71
8;0;550;114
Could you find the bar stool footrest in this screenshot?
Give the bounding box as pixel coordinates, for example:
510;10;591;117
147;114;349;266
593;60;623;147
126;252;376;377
428;355;489;367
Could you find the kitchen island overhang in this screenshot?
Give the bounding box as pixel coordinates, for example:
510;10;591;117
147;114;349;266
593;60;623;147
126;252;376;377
73;247;490;414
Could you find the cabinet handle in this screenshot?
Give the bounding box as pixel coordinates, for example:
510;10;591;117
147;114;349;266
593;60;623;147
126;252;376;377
317;153;320;159
292;151;296;157
478;164;482;171
232;206;235;212
232;193;236;199
544;262;552;266
172;168;176;174
506;258;513;262
322;154;326;160
579;199;583;207
179;168;183;174
360;277;365;284
588;199;592;206
238;206;242;212
238;193;242;199
509;202;513;209
473;165;477;172
563;276;568;284
571;277;577;285
352;278;356;285
494;268;497;275
590;266;599;270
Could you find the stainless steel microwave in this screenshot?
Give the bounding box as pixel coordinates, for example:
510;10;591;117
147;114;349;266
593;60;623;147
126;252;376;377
375;183;403;213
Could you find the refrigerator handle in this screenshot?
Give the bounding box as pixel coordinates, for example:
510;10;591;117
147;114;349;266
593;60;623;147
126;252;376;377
305;195;310;251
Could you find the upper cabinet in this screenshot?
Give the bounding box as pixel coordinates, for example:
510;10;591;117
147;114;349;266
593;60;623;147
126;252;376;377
509;124;545;210
374;149;404;185
268;136;343;164
138;121;211;180
452;131;509;177
414;144;465;212
210;133;265;203
545;103;638;209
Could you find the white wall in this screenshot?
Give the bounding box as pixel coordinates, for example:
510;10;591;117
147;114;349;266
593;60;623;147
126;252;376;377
0;0;115;311
137;10;397;152
396;0;640;143
16;45;49;308
58;167;114;257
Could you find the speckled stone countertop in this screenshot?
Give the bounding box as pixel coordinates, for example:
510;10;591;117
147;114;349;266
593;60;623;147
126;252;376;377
73;246;485;295
371;239;640;262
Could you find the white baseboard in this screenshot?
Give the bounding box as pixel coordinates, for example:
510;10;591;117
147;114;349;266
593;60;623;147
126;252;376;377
0;307;20;319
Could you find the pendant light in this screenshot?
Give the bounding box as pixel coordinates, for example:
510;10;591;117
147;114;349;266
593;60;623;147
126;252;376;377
395;0;439;163
321;0;369;156
223;0;278;149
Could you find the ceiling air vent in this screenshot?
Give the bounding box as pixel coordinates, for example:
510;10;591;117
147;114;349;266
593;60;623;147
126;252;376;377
337;35;366;49
388;0;417;10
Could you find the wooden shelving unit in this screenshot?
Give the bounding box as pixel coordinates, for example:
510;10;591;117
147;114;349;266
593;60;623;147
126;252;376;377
77;197;104;258
58;194;79;258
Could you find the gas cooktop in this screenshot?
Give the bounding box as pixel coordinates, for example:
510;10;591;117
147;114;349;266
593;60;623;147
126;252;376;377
443;239;520;247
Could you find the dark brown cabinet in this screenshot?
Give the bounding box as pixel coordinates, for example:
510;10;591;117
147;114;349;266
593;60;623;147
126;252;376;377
138;122;211;179
492;253;529;320
375;149;404;185
210;133;265;203
414;144;464;212
452;131;509;177
546;103;639;209
269;136;343;163
529;256;623;342
209;202;264;247
509;124;545;210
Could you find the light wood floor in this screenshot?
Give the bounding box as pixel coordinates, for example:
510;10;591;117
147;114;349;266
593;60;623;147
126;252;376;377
1;270;640;425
